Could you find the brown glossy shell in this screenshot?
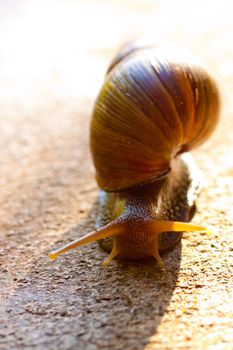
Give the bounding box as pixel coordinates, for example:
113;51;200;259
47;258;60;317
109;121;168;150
90;44;220;192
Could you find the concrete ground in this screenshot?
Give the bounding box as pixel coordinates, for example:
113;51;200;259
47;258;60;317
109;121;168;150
0;1;232;349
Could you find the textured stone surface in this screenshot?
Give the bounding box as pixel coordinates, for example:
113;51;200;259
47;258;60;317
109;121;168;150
0;1;232;350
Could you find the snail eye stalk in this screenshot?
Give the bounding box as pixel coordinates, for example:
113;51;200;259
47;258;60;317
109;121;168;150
48;220;125;261
149;220;212;234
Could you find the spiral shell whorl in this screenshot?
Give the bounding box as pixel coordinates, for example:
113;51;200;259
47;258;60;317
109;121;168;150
91;45;220;192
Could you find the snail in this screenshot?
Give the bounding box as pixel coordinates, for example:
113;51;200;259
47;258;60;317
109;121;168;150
48;40;220;268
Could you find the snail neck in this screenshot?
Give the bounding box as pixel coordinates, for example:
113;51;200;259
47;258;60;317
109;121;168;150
117;178;166;220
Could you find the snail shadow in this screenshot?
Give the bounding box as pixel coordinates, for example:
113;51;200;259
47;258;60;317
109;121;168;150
92;246;182;350
4;199;182;350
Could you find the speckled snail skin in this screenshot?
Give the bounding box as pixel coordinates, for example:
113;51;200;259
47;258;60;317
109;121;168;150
49;40;220;268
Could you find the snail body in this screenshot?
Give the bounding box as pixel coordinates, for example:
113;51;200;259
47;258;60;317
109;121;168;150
96;153;202;267
49;40;220;267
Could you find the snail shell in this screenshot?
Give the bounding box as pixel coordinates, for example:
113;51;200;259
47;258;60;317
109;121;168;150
90;43;220;192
